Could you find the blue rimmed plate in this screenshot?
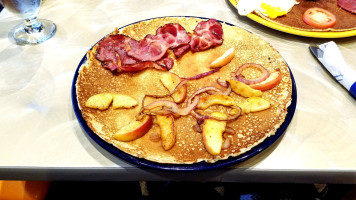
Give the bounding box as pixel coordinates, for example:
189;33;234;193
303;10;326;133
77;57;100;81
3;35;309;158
71;16;297;171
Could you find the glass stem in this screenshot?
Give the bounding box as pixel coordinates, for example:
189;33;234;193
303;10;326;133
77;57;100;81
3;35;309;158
24;17;43;34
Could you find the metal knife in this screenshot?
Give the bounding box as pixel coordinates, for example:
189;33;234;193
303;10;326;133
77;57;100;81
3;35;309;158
309;41;356;99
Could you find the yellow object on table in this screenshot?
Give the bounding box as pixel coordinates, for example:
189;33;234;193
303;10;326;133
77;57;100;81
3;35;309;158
0;181;50;200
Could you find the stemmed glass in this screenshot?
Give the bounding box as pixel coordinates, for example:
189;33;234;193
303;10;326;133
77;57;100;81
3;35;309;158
0;0;56;44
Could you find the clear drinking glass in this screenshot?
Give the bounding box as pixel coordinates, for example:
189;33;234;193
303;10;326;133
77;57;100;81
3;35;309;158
0;0;56;44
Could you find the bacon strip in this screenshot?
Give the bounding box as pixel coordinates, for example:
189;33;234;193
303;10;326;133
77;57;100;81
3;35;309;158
189;19;223;52
95;19;223;73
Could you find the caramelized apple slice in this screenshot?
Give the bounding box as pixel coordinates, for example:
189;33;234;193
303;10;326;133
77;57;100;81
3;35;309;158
227;79;262;97
112;94;138;109
160;72;187;103
202;112;227;156
114;115;153;142
197;94;236;109
250;71;282;91
156;115;176;150
238;97;271;114
210;47;235;68
85;93;113;110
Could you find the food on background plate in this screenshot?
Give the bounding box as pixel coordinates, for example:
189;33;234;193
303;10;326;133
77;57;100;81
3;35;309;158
302;7;337;29
236;0;299;19
234;0;356;32
76;17;292;164
338;0;356;14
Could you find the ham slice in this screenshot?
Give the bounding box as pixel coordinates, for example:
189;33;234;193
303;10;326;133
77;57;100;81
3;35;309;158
190;19;223;52
338;0;356;14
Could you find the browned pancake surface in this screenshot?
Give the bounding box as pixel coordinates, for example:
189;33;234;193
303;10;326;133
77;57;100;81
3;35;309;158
76;17;292;164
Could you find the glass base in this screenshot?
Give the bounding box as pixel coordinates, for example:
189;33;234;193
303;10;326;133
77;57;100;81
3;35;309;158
11;19;56;45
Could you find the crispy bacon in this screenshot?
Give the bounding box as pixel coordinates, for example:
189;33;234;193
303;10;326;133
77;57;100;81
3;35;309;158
156;23;191;49
127;34;169;62
127;23;191;62
96;35;139;71
118;61;166;72
95;19;223;73
189;19;223;52
173;44;190;58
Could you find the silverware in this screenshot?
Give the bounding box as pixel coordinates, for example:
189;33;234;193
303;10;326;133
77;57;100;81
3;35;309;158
309;41;356;99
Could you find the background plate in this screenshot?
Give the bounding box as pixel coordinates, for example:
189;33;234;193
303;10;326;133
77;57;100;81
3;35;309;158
228;0;356;38
71;16;297;171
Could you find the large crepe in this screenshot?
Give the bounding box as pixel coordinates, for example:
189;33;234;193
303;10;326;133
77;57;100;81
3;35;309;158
76;17;292;164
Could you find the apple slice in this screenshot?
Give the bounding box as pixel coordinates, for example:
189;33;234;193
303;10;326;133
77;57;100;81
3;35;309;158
227;79;262;97
85;93;113;110
160;72;187;103
210;47;235;68
197;94;236;110
112;94;138;109
156;115;176;150
238;97;271;114
250;71;282;91
114;115;153;142
202;112;227;156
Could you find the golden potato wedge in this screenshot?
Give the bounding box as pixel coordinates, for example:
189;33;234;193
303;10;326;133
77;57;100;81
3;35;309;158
227;79;262;97
160;72;187;103
112;94;138;109
202;112;227;156
210;47;235;68
85;93;113;110
238;97;271;114
197;94;236;110
156;115;176;150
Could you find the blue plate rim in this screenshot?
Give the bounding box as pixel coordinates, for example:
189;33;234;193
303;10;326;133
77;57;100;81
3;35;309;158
71;16;297;172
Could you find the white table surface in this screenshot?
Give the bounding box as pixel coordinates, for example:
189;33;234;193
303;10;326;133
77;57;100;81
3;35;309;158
1;0;356;183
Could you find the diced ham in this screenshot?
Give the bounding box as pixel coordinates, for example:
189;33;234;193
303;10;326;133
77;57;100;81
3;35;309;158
189;19;223;52
338;0;356;14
